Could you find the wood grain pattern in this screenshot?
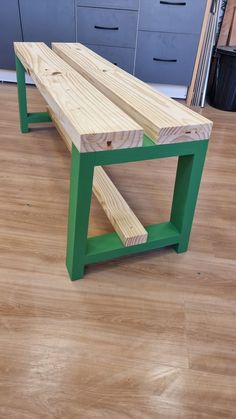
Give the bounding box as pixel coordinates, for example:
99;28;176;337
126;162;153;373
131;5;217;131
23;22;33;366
14;42;143;152
218;0;236;46
52;43;213;145
1;84;236;417
48;106;148;247
93;166;148;246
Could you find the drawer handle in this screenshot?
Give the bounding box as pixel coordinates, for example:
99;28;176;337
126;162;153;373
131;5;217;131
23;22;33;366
94;25;119;30
160;1;187;5
153;58;177;63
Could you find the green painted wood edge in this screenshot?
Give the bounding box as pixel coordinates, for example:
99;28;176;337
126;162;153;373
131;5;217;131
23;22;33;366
85;222;180;265
94;137;208;166
171;141;208;253
15;55;51;130
66;145;95;279
27;112;52;124
15;55;29;133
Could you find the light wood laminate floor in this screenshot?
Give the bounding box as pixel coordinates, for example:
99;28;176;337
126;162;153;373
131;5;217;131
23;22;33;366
0;84;235;418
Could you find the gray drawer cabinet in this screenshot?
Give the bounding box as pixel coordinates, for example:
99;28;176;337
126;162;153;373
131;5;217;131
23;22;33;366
135;31;199;85
85;44;135;72
77;7;138;48
77;0;139;10
139;0;207;35
19;0;76;45
0;0;207;90
0;1;22;70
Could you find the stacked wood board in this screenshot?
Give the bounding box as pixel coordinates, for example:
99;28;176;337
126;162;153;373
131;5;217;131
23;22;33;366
14;42;143;153
52;43;212;143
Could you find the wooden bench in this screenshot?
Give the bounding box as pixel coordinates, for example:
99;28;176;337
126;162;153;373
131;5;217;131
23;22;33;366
14;42;212;280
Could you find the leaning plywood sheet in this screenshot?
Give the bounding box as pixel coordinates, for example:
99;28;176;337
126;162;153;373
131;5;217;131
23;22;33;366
14;42;143;152
187;0;212;106
53;43;213;145
229;7;236;46
47;106;148;247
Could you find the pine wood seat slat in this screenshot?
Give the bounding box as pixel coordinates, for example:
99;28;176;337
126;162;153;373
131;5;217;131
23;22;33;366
52;43;213;145
14;42;143;153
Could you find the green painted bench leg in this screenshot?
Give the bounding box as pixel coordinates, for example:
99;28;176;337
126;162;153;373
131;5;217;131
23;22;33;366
66;145;95;280
15;55;29;133
170;141;208;253
15;55;52;133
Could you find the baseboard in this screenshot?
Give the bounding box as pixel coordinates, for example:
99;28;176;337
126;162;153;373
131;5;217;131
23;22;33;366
149;83;188;99
0;69;33;84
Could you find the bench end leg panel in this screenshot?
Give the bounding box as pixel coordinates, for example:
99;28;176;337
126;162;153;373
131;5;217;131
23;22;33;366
66;145;95;280
170;141;208;253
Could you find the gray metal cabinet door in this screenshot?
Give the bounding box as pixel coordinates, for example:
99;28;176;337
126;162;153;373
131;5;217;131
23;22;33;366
85;44;135;73
135;31;199;85
139;0;207;34
19;0;76;45
77;7;138;48
77;0;139;10
0;0;22;70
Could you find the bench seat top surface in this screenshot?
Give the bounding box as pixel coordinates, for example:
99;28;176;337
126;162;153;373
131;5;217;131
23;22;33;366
14;42;143;152
52;43;213;145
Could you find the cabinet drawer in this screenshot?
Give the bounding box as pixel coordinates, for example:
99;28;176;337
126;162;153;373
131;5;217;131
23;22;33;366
139;0;206;34
135;31;199;85
77;0;139;10
77;7;138;48
20;0;75;45
85;44;135;73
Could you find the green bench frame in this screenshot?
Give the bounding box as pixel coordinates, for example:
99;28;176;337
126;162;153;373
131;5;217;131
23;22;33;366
15;55;209;280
